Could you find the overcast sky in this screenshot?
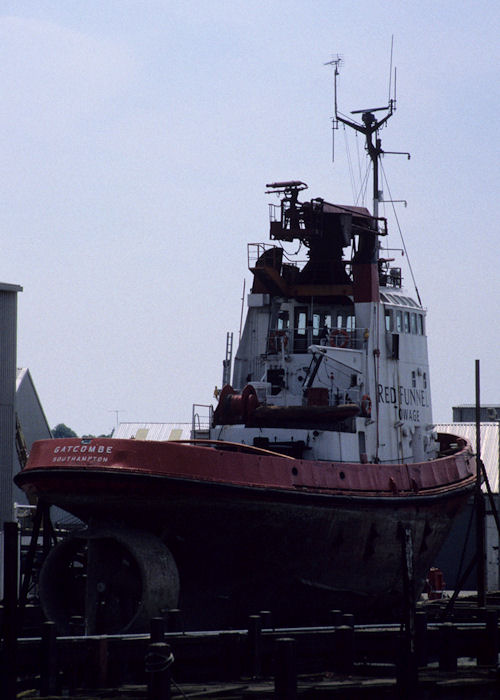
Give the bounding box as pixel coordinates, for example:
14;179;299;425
1;1;498;436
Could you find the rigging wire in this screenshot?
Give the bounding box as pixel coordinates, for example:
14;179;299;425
355;131;363;192
342;124;357;202
356;159;371;208
380;160;423;306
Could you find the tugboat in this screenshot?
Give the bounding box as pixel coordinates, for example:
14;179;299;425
15;73;476;634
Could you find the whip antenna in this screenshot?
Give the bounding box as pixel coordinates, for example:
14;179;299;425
324;54;343;162
388;35;394;103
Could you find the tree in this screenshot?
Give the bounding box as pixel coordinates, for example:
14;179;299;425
52;423;78;438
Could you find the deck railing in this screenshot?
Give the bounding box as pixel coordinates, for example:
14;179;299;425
267;327;367;354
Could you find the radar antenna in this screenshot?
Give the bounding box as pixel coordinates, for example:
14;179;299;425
327;60;396;219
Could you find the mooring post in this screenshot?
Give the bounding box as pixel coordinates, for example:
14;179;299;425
2;521;19;700
439;622;457;672
415;610;428;668
88;635;108;689
150;616;166;643
247;614;262;678
146;641;172;700
475;359;487;608
329;609;342;626
219;631;242;680
341;613;354;627
274;637;297;699
333;625;354;674
166;608;182;633
399;522;418;688
259;610;272;629
477;608;498;666
40;620;58;696
69;615;85;636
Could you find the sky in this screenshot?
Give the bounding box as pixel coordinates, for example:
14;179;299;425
0;0;498;436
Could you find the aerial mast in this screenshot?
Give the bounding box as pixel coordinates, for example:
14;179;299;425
326;56;395;219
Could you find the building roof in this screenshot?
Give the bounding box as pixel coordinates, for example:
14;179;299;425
114;422;192;441
437;422;499;493
0;282;22;293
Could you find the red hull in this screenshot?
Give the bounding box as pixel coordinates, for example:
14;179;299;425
15;436;476;629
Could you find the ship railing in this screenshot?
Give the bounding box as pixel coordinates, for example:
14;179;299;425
191;404;213;440
247;242;307;271
267;327;367;354
380;266;402;288
248;242;275;270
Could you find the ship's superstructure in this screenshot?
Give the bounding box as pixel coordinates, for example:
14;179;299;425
212;98;433;468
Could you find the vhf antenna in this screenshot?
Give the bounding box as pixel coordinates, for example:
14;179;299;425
388;35;394;104
324;54;343;162
326;47;408;218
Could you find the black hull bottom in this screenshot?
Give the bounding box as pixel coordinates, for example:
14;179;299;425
31;471;473;631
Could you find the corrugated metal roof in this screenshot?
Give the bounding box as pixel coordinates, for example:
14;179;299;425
114;422;192;441
437;423;500;493
115;421;500;492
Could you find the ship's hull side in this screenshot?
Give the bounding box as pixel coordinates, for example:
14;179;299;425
15;437;475;627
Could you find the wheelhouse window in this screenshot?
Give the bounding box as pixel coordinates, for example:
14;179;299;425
313;312;332;341
395;310;402;333
403;312;410;333
277;310;289;330
418;314;425;335
385;309;392;332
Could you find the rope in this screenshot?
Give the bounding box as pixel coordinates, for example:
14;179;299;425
145;648;175;673
380;161;422;306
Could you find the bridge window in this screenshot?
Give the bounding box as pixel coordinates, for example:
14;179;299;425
395;310;402;333
277;310;289;330
385;309;392;332
418;314;424;335
403;312;410;333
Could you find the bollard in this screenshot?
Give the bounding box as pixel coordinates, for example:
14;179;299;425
329;609;342;626
259;610;273;630
150;616;166;643
69;615;85;636
247;614;262;678
274;637;297;700
333;625;354;674
80;635;109;690
3;522;19;700
341;613;355;628
477;608;498;667
395;630;418;699
438;622;457;672
40;620;58;696
166;608;182;633
415;610;428;668
219;631;242;680
146;641;173;700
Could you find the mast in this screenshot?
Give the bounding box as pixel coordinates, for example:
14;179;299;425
337;107;392;220
330;59;394;221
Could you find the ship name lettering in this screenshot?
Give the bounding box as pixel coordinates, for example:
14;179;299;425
52;455;109;464
53;445;113;455
377;384;429;408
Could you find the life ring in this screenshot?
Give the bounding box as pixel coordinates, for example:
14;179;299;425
361;394;372;417
329;329;349;348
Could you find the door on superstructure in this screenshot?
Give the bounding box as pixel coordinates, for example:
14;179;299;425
294;306;308;352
